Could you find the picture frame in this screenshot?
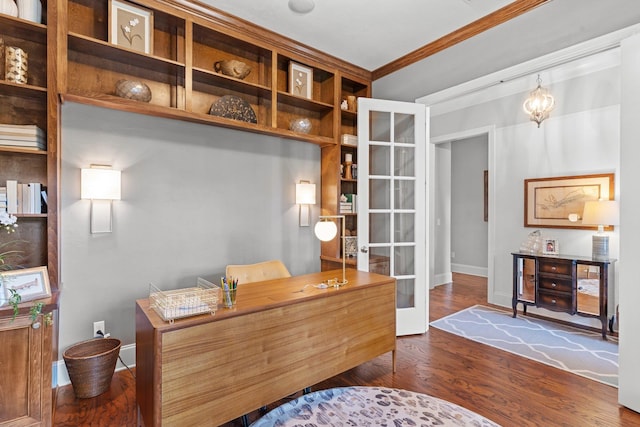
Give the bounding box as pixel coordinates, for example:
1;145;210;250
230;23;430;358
289;61;313;99
542;238;559;255
1;266;51;305
109;0;154;55
524;173;614;229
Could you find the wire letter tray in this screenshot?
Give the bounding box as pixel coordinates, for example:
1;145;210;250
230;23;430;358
149;278;220;323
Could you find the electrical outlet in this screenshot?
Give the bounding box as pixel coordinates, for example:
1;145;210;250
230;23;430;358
93;320;105;338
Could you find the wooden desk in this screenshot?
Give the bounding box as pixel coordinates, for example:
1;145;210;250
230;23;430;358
135;269;396;426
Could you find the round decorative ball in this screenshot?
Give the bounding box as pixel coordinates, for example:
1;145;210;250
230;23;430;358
115;80;152;103
289;117;312;134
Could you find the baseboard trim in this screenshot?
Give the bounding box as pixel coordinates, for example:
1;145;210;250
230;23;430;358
451;263;488;277
433;272;453;288
54;342;136;388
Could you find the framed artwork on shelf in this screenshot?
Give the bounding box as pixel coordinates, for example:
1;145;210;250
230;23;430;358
524;173;614;229
109;0;154;54
542;238;559;255
289;61;313;99
1;266;51;305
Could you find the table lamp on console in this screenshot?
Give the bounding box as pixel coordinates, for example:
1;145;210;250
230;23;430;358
581;199;619;260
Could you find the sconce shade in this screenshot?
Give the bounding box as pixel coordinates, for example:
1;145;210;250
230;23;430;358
296;182;316;205
523;74;555;128
81;168;121;200
582;200;619;230
314;219;337;241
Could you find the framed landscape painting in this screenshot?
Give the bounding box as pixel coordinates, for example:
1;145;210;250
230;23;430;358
524;173;614;229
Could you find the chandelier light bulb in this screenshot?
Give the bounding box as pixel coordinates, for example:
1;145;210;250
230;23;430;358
523;74;555;128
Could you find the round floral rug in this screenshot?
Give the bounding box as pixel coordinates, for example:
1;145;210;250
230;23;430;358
250;386;501;426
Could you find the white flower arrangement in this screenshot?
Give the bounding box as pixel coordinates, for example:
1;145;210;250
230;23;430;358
0;211;18;234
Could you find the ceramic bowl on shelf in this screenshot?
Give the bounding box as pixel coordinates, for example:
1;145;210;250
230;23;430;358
289;117;312;134
114;79;152;103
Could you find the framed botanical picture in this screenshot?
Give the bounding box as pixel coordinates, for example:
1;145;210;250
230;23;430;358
109;0;154;54
542;238;559;255
524;173;614;229
289;61;313;99
1;266;51;305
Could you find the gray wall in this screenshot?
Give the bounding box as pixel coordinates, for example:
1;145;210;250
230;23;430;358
60;103;320;357
450;135;488;273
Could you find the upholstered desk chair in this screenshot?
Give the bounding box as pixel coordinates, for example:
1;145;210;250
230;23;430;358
224;260;311;426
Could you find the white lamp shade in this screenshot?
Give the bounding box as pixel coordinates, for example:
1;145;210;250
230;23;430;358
582;200;619;227
314;220;337;241
81;168;121;200
296;183;316;205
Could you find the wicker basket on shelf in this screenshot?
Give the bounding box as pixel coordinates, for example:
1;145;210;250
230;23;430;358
63;337;121;398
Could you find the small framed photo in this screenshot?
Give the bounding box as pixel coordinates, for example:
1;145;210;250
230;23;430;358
1;266;51;305
109;0;154;54
542;238;559;255
289;61;313;99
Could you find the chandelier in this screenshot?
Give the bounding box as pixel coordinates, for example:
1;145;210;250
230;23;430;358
523;74;555;127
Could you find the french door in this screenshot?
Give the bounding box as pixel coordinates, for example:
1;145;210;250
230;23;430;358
357;98;428;336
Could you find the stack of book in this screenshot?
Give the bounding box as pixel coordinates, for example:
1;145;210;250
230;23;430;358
0;124;46;151
1;180;47;214
339;193;358;213
341;134;357;146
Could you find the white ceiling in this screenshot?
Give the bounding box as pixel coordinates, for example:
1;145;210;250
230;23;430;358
200;0;513;70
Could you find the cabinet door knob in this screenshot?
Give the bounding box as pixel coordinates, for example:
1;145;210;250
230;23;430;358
551;266;557;271
551;283;557;287
551;299;557;304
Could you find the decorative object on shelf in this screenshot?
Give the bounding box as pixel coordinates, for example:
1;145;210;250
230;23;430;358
523;74;555;128
314;215;348;287
295;180;316;227
16;0;41;23
581;199;619;260
214;59;251;80
344;152;353;180
524;173;614;229
0;38;4;78
289;117;312;134
208;95;257;123
347;95;357;111
341;99;348;110
109;0;153;54
289;61;313;99
542;237;559;255
4;45;27;84
344;236;357;257
114;79;152;102
519;229;542;254
0;266;51;306
0;0;18;17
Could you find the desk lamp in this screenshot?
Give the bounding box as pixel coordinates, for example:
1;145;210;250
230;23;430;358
314;215;348;287
581;200;619;260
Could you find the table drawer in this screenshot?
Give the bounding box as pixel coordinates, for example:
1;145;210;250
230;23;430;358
538;291;573;312
538;277;573;293
538;259;572;276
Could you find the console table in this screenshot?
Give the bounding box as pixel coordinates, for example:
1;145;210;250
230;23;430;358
135;269;396;426
512;252;615;339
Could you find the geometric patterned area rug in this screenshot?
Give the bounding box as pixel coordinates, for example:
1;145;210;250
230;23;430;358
251;386;501;426
430;305;618;387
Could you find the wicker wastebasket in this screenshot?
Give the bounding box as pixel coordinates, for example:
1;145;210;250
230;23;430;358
63;338;121;398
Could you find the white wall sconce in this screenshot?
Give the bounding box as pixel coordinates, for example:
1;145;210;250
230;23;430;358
81;165;121;234
581;199;619;260
295;180;316;227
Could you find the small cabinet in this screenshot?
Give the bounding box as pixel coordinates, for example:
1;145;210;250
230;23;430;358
512;252;615;339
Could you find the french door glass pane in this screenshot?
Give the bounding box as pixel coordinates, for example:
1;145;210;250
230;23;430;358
370;179;390;209
370;145;391;176
370;213;391;244
394;213;415;242
394;246;415;276
397;278;415;309
394;146;415;176
370;111;391;141
394;113;415;144
394;180;414;210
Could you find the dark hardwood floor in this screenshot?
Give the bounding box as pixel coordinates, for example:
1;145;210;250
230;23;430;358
53;273;640;426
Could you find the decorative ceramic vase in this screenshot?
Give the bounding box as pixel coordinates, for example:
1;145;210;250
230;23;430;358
0;0;18;17
114;79;152;102
289;117;312;134
16;0;41;23
214;59;251;80
5;46;28;84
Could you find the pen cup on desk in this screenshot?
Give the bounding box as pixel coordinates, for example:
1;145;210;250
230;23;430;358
223;288;237;308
